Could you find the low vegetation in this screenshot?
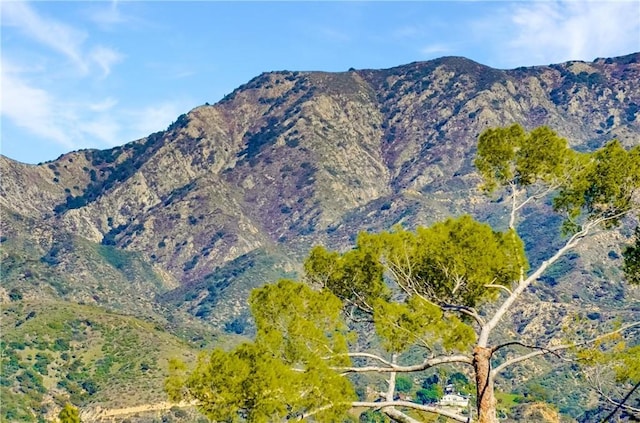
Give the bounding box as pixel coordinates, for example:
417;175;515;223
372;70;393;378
0;301;205;422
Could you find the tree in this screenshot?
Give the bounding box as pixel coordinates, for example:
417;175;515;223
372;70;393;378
578;232;640;421
168;125;640;423
395;376;412;394
623;226;640;285
416;386;442;405
58;403;81;423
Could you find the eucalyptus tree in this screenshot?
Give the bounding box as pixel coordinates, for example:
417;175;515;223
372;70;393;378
167;125;640;423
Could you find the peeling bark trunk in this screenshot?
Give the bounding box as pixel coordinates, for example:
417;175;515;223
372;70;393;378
473;346;498;423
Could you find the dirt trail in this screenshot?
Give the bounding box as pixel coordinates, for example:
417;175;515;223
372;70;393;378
81;401;196;421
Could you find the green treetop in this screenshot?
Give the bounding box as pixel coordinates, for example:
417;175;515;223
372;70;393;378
58;403;80;423
169;125;640;423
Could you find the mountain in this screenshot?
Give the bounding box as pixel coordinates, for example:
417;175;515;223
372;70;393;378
1;53;639;420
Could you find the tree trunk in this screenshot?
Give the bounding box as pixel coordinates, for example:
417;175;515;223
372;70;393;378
473;346;498;423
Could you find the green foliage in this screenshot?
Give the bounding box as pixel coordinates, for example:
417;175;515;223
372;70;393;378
305;241;389;309
614;344;640;384
373;296;473;353
475;124;572;191
554;140;640;226
170;280;355;422
9;288;23;301
1;387;41;422
395;376;412;393
476;125;640;233
58;403;81;423
308;215;527;309
623;226;640;285
407;217;526;307
33;352;52;375
447;372;471;394
359;409;391;423
250;280;350;365
16;369;46;394
1;300;201;418
416;385;443;404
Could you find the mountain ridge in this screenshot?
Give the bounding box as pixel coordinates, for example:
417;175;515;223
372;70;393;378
1;52;639;420
2;52;639;310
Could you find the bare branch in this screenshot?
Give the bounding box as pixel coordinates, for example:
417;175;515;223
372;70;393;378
295;398;470;423
353;401;469;422
344;303;373;323
345;352;394;367
509;182;563;229
479;211;632;347
350;287;375;313
599;381;640;422
385;353;398;404
484;284;513;296
380;406;422;423
337;354;472;374
492;321;640;377
508;182;519;230
294;404;334;420
441;303;485;327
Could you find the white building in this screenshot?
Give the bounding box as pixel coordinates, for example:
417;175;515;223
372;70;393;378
439;393;469;408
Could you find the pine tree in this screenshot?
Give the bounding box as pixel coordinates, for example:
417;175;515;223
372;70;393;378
168;125;640;423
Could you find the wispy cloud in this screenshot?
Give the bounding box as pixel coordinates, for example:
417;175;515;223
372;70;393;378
89;98;119;112
420;43;451;57
0;1;135;157
2;1;123;76
89;45;124;77
78;117;122;147
0;62;121;150
498;1;640;66
1;62;190;153
0;68;73;148
129;102;190;138
88;0;127;28
2;1;87;70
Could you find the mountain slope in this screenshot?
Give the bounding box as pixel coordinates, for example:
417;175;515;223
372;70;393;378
2;54;639;323
1;53;639;420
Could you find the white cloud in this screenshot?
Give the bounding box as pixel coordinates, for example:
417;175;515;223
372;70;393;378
0;68;73;148
89;98;119;112
89;46;124;77
503;1;640;66
128;102;190;138
0;67;114;150
420;43;452;56
88;0;127;28
2;1;88;71
1;1;123;76
0;2;134;157
1;62;190;154
79;117;122;147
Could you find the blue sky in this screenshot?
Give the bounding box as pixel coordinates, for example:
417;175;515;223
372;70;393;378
2;1;639;164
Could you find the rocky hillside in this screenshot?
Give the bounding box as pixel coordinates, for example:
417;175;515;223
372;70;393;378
3;53;639;325
1;53;639;419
